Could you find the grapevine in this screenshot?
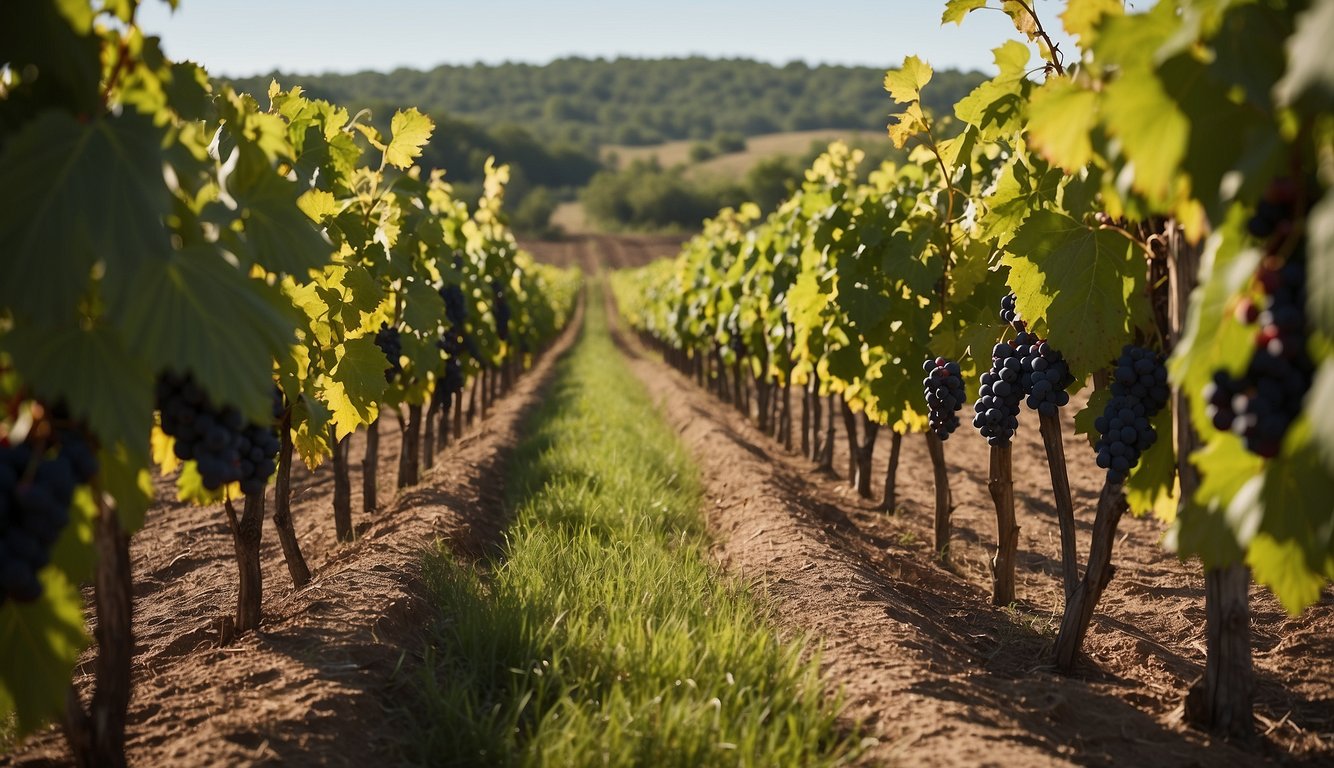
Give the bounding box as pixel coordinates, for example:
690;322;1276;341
1093;346;1169;484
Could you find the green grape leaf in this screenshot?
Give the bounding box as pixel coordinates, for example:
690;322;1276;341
885;56;933;105
1;324;153;460
954;41;1030;141
1060;0;1124;46
0;112;172;326
320;335;388;439
1124;405;1177;521
1310;360;1334;476
1003;211;1148;382
118;246;296;426
941;0;988;25
1192;434;1265;515
99;444;155;533
1274;0;1334;111
1308;188;1334;338
1247;534;1332;616
977;155;1062;247
292;394;333;469
0;569;89;736
402;279;447;334
225;150;333;275
49;487;97;584
384;108;435;170
1026;80;1100;172
1101;66;1187;205
1168;207;1261;436
1242;438;1334;614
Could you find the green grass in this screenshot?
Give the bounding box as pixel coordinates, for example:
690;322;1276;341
403;285;856;767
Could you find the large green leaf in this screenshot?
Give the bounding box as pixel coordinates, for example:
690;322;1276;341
1;324;153;459
225;147;333;275
320;335;389;439
118;246;296;425
954;41;1030;141
0;570;89;735
1003;210;1148;381
0;112;172;325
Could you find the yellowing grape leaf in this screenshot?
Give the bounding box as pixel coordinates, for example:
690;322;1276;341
1026;80;1100;171
384;108;435;170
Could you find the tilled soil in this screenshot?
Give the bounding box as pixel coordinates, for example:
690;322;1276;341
611;304;1333;765
6;306;582;767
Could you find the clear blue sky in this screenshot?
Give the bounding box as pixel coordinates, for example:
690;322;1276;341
137;1;1077;77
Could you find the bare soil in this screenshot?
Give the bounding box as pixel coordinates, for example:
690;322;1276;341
5;309;582;767
604;286;1333;763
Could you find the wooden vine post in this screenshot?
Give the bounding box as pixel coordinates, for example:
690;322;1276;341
64;497;133;768
1166;223;1256;739
880;430;903;512
925;432;952;559
330;427;354;541
1038;410;1079;598
987;444;1018;605
272;408;310;587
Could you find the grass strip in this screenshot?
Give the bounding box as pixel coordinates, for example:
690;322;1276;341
404;284;856;766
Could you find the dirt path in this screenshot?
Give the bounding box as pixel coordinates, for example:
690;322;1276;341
8;305;583;766
594;256;1333;762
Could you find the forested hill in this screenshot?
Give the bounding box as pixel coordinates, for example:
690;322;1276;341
229;57;984;149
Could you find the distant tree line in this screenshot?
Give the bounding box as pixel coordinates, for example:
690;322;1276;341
230;57;984;150
228;58;983;234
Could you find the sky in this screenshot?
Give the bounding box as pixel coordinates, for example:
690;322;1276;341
136;1;1078;77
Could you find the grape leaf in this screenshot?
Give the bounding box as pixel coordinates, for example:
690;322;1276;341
320;335;388;439
1101;65;1188;205
0;570;89;735
384;108;435;170
885;56;933;105
118;246;297;426
1274;0;1334;111
941;0;988;25
1308;188;1334;338
1124;405;1177;522
225;151;333;275
1003;210;1148;382
1;323;154;460
0;112;172;326
1059;0;1124;46
1026;80;1100;172
954;41;1030;141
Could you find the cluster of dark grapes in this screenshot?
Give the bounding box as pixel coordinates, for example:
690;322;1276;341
375;322;404;382
1204;179;1313;458
973;338;1027;446
492;281;511;341
439;283;468;328
1093;346;1170;483
1016;338;1074;416
156;372;281;494
436;332;467;409
999;292;1024;331
923;357;964;440
0;428;97;604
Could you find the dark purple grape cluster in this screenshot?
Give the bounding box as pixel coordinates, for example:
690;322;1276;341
973;337;1029;446
439;283;468;328
1017;338;1074;416
0;429;98;604
375;322;404;382
1094;346;1170;483
1204;180;1313;458
999;292;1024;331
156;373;281;493
922;356;964;440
